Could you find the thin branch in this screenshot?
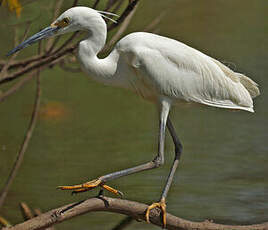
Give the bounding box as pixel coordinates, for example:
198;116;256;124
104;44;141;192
0;22;31;78
103;2;138;52
45;0;64;52
111;0;125;15
46;36;61;54
108;0;139;31
105;0;119;12
0;21;32;75
20;202;34;220
5;196;268;230
0;55;44;71
0;44;78;85
144;11;165;33
92;0;100;9
0;72;35;103
58;60;81;73
0;46;42;209
51;32;79;55
72;0;79;7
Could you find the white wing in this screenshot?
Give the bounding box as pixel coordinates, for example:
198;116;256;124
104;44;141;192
117;32;259;112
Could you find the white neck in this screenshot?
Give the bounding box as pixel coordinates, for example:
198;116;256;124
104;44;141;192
77;17;118;85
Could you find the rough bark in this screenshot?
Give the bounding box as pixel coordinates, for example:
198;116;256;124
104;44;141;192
5;196;268;230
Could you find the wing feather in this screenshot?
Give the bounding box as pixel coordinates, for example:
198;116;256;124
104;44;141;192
117;32;258;112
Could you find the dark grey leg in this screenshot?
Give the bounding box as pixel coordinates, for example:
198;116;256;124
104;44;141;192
160;116;183;199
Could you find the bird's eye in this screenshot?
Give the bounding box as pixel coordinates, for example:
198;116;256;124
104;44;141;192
63;17;70;24
54;17;70;28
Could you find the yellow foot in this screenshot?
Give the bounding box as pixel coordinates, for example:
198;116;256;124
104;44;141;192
145;198;167;228
57;179;123;197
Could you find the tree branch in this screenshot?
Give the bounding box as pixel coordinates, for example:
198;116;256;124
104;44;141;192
5;196;268;230
0;44;77;85
108;0;140;31
0;46;42;209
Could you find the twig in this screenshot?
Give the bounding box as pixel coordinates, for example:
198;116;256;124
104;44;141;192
103;2;138;52
20;202;34;220
111;0;125;15
51;32;79;55
92;0;100;9
5;196;268;230
0;21;32;76
108;0;139;31
0;44;42;209
58;60;81;73
0;55;44;71
0;44;78;85
111;216;133;230
105;0;118;12
45;0;64;52
0;22;31;78
72;0;79;7
0;72;35;103
144;11;165;33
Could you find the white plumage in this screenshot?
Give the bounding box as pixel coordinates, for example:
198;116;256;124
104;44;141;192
69;7;259;112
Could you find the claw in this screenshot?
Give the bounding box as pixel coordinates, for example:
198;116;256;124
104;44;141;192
71;188;89;195
145;198;167;228
57;179;101;191
101;184;123;197
57;179;122;197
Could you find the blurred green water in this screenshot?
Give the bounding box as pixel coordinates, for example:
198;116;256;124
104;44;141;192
0;0;267;229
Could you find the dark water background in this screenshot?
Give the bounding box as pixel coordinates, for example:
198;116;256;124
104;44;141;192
0;0;267;229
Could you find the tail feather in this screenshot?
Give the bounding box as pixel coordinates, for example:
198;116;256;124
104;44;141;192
212;59;260;99
236;73;260;98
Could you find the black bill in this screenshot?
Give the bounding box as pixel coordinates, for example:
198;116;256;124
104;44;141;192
6;26;59;56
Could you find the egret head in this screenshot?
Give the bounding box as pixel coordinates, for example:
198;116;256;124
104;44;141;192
7;7;117;56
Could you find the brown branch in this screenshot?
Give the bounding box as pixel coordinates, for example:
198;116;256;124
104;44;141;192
5;196;268;230
20;202;34;220
108;0;140;31
1;55;44;71
105;0;119;12
103;1;138;52
51;32;79;55
0;44;78;85
72;0;79;7
144;11;165;33
92;0;100;9
0;72;35;103
45;0;64;52
0;61;42;209
0;23;31;77
58;60;81;73
34;209;55;230
111;0;125;15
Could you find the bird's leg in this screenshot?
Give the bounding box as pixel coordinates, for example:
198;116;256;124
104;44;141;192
58;99;170;199
161;117;183;199
145;116;182;228
145;100;171;228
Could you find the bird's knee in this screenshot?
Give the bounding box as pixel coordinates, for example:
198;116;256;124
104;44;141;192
174;143;183;159
152;156;164;168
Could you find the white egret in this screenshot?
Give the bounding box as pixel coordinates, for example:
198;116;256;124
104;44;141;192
7;6;260;228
